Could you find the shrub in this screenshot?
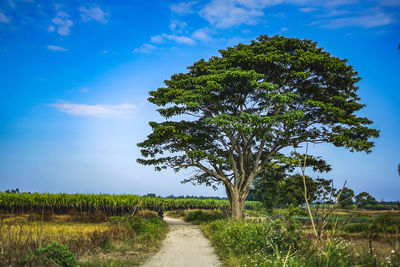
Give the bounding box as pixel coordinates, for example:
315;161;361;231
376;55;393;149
20;242;78;267
203;219;302;263
184;210;225;223
109;216;167;244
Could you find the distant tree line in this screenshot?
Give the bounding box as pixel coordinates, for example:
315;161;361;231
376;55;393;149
3;188;20;193
247;172;397;210
143;193;228;201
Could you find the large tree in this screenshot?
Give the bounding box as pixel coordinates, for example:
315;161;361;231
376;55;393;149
137;35;379;220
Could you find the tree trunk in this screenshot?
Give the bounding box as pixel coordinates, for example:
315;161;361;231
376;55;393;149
230;188;246;221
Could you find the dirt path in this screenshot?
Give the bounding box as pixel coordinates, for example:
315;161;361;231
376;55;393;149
141;217;222;267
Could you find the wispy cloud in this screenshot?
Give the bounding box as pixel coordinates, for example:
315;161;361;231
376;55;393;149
132;43;157;54
198;0;283;29
199;1;261;29
50;102;137;118
66;88;90;93
192;28;212;42
314;12;395;29
8;0;16;8
79;5;109;23
169;20;187;32
50;11;73;36
237;0;283;8
0;11;11;23
151;33;196;45
46;45;68;51
150;35;165;44
280;27;289;32
287;0;357;8
170;1;197;14
299;7;316;13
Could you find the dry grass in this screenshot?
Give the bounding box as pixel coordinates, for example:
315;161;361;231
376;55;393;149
0;211;168;266
0;217;126;265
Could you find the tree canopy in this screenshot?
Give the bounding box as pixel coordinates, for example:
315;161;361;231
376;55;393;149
137;35;379;220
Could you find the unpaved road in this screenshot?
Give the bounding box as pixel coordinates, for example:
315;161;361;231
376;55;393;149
141;217;222;267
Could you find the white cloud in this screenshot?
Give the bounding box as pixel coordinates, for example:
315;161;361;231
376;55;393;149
164;34;196;44
48;25;55;32
150;35;165;44
50;102;137;118
169;20;187;32
151;34;196;45
79;5;109;23
319;8;351;18
132;43;157;54
314;12;395;29
199;0;271;29
280;27;288;32
192;28;212;42
299;7;316;12
0;11;11;23
51;11;73;36
237;0;283;8
170;1;197;14
46;45;68;51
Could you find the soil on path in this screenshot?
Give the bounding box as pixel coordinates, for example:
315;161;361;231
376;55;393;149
141;217;222;267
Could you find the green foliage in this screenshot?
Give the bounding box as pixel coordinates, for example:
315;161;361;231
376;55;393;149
20;242;78;267
184;210;225;223
252;173;318;209
337;187;355;207
355;192;378;208
205;218;302;255
203;218;303;266
252;174;335;210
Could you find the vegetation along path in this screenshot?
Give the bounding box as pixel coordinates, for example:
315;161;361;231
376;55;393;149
141;217;221;267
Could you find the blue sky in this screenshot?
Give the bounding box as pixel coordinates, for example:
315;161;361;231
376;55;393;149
0;0;399;200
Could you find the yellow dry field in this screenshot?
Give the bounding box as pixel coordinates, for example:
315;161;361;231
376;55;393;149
0;214;119;257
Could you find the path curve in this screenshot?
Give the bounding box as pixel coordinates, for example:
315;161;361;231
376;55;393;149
141;217;222;267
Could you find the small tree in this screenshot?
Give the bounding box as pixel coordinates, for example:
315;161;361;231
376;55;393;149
337;187;355;207
137;35;379;220
252;153;331;210
355;192;378;208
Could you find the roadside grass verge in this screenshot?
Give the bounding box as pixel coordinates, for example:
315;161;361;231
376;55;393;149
0;211;168;266
80;216;168;266
201;218;399;267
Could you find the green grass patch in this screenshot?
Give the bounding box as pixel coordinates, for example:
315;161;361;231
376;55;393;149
184;210;226;224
